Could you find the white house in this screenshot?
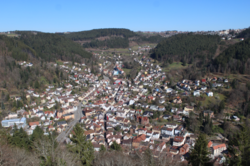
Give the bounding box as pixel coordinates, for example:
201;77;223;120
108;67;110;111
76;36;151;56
207;91;213;97
171;107;178;113
161;127;174;136
173;136;185;146
193;91;200;97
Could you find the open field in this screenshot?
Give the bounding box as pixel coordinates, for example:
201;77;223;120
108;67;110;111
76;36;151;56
163;62;189;72
123;68;131;75
201;92;226;107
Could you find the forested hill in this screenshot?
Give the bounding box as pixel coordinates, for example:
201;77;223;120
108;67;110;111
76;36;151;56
0;35;36;61
214;38;250;74
64;28;164;48
150;33;221;62
16;31;92;61
237;27;250;39
64;28;138;41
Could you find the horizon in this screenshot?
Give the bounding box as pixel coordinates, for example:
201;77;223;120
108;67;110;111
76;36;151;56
1;0;250;33
1;27;248;34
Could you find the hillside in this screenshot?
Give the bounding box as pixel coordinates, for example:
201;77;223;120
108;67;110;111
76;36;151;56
15;31;92;61
82;37;129;48
214;38;250;74
64;28;138;41
150;33;221;63
237;27;250;39
0;35;36;61
63;28;164;48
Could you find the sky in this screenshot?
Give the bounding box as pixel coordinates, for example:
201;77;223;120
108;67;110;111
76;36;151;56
1;0;249;33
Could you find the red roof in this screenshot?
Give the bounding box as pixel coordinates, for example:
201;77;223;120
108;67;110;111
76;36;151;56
29;121;39;126
173;136;184;142
213;144;226;150
208;141;213;147
201;79;206;82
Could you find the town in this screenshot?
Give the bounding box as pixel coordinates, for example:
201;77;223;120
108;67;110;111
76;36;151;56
1;51;236;165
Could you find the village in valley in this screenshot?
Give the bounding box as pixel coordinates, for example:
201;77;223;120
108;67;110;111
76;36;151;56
1;43;236;165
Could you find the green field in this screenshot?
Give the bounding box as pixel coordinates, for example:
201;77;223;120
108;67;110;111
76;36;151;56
123;68;131;75
163;62;189;72
56;60;63;65
201;92;226;107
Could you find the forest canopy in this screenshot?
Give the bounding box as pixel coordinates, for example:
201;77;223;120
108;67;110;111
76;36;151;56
213;38;250;74
16;31;92;61
237;27;250;39
150;33;221;62
0;35;36;61
83;37;129;48
64;28;138;41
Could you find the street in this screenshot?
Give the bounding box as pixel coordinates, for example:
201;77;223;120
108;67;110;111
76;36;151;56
56;103;83;143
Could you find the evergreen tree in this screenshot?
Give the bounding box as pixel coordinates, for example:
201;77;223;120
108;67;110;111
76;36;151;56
1;101;5;110
34;80;40;89
69;124;94;166
8;126;31;150
110;141;122;151
3;81;6;88
143;148;155;166
30;126;44;143
226;125;250;166
99;145;106;152
219;100;225;113
189;133;210;166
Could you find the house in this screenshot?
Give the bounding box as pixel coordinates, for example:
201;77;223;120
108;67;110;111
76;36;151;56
173;115;182;121
161;127;174;136
29;121;40;130
173;97;182;104
93;143;101;152
62;113;75;120
137;116;149;125
171;107;178;113
179;144;189;154
132;134;146;148
183;106;194;115
170;146;179;155
166;88;173;93
206;91;213;97
5;112;18;119
174;125;183;135
208;141;213;148
193;91;200;97
212;144;226;156
57;121;67;127
163;115;171;120
203;110;214;118
165;122;178;129
158;106;165;111
201;79;206;84
232;116;240;121
201;86;207;91
150;105;158;111
152;132;160;139
173;136;185;146
1;118;27;129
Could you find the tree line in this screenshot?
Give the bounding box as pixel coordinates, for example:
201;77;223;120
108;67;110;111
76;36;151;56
64;28;138;41
83;37;129;48
14;31;92;61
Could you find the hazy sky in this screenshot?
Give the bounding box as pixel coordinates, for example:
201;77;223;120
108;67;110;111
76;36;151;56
1;0;249;32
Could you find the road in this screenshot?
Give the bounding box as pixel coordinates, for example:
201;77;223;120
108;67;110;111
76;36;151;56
56;86;96;143
56;103;83;143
